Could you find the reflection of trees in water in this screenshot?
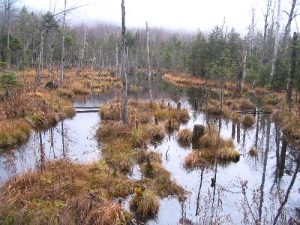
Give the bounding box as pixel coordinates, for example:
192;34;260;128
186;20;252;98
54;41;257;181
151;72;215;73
239;119;299;224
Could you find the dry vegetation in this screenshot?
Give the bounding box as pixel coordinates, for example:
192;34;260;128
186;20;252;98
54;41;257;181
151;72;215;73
177;128;193;147
0;160;133;224
272;108;300;148
184;126;240;170
97;99;188;220
0;69;120;150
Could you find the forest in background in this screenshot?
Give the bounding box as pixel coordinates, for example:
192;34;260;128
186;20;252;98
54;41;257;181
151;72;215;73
0;0;300;92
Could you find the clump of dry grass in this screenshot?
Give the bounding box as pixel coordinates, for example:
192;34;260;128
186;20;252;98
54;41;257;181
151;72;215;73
165;118;179;133
134;150;162;165
102;138;135;174
184;151;207;169
239;98;255;110
184;126;240;168
163;73;216;88
206;100;230;118
97;121;132;141
60;197;131;225
147;124;165;142
177;128;192;147
130;189;160;220
242;115;255;129
0;119;31;149
0;160;134;225
249;147;258;156
230;112;241;123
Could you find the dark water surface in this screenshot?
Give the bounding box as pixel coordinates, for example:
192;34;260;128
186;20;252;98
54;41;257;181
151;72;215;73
0;74;299;225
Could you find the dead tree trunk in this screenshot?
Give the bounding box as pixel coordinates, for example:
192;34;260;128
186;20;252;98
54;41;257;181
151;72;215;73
237;51;247;93
269;0;281;83
286;32;298;106
120;0;128;123
282;0;297;54
60;0;67;82
146;21;151;79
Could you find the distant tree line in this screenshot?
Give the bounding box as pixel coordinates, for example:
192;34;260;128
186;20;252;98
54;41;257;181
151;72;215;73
0;0;300;94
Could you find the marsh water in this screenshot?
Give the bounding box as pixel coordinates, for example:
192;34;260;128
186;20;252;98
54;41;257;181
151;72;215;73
0;74;299;225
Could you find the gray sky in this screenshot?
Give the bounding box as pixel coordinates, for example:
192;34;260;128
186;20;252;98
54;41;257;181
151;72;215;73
18;0;299;34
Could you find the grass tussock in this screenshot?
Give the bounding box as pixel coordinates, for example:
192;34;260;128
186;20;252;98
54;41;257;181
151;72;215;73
130;189;159;220
206;100;230;118
97;99;186;203
0;160;134;225
249;147;258;157
0;119;31;149
184;151;208;169
139;160;185;199
100;99;189;125
242;115;255;129
177;128;192;147
272;109;300;146
184;126;240;169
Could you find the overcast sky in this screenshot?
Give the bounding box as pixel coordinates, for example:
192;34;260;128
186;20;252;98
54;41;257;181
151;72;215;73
18;0;299;34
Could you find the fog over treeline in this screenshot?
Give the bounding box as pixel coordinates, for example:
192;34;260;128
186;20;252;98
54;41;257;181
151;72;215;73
1;0;300;90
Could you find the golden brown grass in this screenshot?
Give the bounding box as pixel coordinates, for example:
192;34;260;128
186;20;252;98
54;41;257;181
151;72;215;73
0;119;31;149
130;190;159;220
184;126;240;168
242;115;255;129
206;100;230;117
0;160;133;225
249;147;258;156
177;128;192;147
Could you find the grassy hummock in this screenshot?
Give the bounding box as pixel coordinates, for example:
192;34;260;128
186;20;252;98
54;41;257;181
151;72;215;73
184;126;240;170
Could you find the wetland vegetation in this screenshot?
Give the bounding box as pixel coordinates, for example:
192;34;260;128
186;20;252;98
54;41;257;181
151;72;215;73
0;0;300;224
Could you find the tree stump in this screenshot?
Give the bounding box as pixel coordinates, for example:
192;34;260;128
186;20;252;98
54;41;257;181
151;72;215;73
192;125;205;149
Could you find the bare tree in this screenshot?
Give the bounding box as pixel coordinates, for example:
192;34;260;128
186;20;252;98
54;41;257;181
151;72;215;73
120;0;128;123
60;0;67;81
270;0;282;83
282;0;298;54
146;21;151;79
286;32;298;106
